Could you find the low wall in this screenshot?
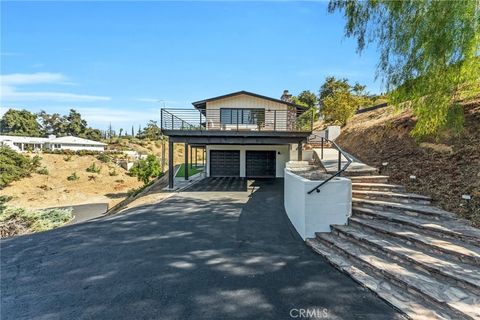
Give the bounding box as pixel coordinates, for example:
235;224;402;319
284;169;351;240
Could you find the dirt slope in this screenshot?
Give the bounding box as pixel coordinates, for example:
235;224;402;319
1;154;143;210
336;100;480;226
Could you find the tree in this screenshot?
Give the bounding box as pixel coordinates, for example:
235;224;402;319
138;121;161;140
131;126;135;137
37;111;67;136
65;109;87;136
296;90;318;109
83;128;102;141
329;0;480;137
0;109;42;137
319;76;372;125
129;154;161;185
319;77;350;106
322;90;360;126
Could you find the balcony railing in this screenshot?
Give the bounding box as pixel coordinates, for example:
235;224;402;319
160;108;314;132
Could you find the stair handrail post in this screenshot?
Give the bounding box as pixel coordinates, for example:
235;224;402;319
338;148;342;172
160;109;163;131
321;137;324;159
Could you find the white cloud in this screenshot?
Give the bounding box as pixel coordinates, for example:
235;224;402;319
0;72;110;103
1;72;69;85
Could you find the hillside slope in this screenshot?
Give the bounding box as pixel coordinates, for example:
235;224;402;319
1;154;143;210
336;100;480;226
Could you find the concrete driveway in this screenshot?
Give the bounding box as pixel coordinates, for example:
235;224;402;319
1;178;401;320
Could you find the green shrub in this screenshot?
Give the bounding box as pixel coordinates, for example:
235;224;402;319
67;172;79;181
0;146;37;188
31;155;42;167
0;195;12;214
96;153;111;163
86;163;101;174
129;154;161;185
0;206;73;234
37;167;49;175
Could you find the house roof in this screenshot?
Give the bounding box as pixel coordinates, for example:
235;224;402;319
50;136;107;146
191;90;308;112
0;135;106;146
0;135;49;143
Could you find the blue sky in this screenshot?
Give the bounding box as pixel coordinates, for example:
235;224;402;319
1;1;381;130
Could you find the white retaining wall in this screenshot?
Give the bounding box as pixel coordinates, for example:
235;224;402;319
284;168;351;240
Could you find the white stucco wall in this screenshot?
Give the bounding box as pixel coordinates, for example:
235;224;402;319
326;126;341;141
52;144;106;152
284;168;351;240
205;145;290;178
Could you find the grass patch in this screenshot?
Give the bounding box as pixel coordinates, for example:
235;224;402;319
175;163;204;178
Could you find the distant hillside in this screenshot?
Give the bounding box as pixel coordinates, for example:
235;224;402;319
2;154;143;210
336;98;480;226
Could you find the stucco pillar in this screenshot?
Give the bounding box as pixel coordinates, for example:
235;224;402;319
297;142;302;161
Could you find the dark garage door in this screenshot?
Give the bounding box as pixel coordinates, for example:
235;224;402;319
210;150;240;177
246;151;276;178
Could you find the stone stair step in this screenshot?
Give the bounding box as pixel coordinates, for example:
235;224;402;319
331;224;480;294
352;198;457;220
349;175;390;183
314;233;480;319
349;214;480;266
353;190;431;205
353;207;480;247
343;168;380;176
306;238;454;320
352;182;406;192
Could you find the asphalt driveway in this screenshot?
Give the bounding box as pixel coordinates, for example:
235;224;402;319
1;178;401;320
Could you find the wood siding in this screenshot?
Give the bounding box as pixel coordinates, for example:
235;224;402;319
205;94;293;131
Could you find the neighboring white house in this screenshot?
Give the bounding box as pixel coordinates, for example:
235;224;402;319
0;135;107;152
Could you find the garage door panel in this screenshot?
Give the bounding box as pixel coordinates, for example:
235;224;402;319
246;151;276;178
210;150;240;177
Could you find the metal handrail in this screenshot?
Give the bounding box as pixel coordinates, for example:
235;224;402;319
307;137;353;194
160;107;314;132
161;109;197;130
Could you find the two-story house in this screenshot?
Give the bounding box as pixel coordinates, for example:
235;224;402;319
161;90;314;188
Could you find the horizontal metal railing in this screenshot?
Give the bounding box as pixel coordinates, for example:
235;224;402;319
307;137;352;194
160;108;314;132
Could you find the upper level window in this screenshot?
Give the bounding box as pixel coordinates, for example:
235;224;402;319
220;108;265;125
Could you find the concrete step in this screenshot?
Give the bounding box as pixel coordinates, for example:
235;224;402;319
330;223;480;294
349;175;390;184
352;190;431;205
349;214;480;266
352;207;480;247
343;168;380;176
352;182;406;192
306;238;455;320
313;233;480;319
352;198;457;221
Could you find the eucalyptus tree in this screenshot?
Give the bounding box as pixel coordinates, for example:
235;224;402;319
329;0;480;137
